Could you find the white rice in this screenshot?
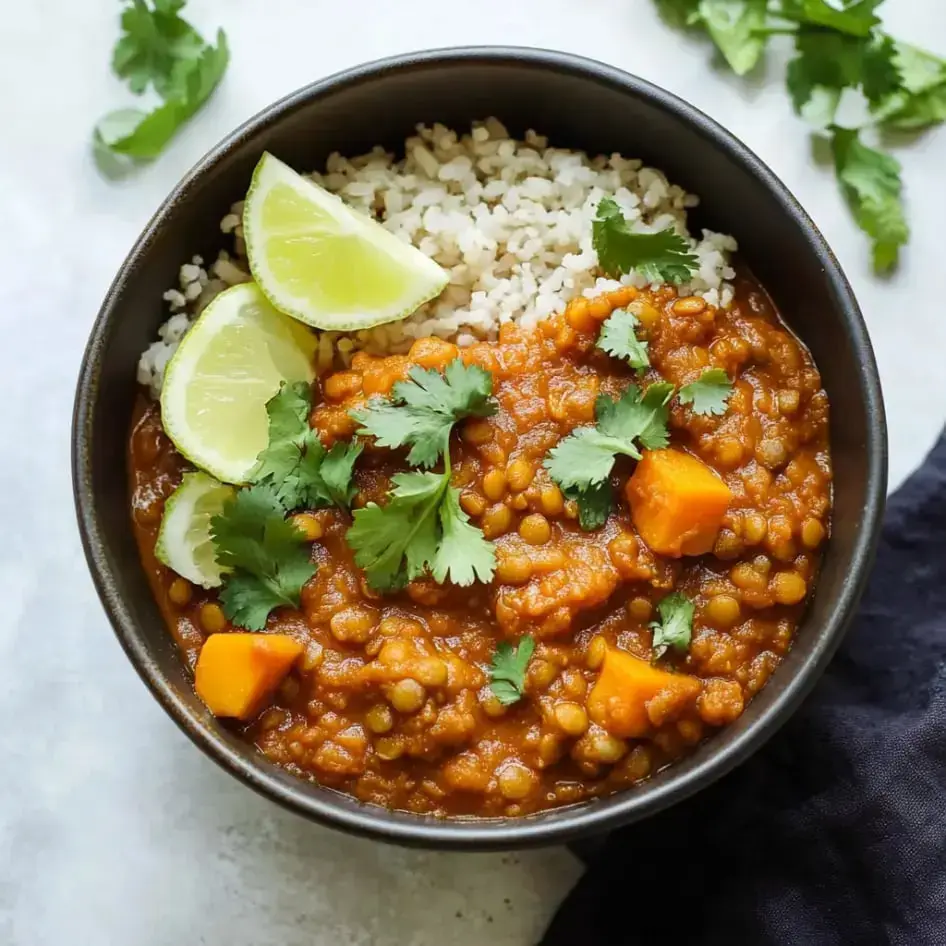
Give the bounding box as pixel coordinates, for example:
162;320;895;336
137;120;737;398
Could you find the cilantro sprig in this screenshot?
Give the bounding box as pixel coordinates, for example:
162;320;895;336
253;383;362;512
650;592;696;659
210;486;316;631
652;0;946;272
593;198;699;285
597;308;650;371
352;360;495;468
678;368;734;416
94;1;229;174
545;382;675;494
489;636;536;706
346;358;497;592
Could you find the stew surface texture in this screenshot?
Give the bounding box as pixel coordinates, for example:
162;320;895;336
129;273;831;817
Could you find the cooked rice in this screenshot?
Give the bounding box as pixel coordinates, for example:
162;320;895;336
137;120;737;398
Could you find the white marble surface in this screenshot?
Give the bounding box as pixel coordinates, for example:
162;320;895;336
2;2;945;944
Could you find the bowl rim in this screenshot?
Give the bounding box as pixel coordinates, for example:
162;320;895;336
73;45;887;849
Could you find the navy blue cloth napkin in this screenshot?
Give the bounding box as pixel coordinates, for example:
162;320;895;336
541;432;946;946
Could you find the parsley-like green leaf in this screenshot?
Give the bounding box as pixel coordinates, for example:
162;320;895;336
112;0;206;98
655;0;702;28
873;42;946;131
678;368;734;416
786;30;901;118
700;0;769;76
346;471;495;592
352;360;496;469
777;0;883;37
650;592;695;659
210;485;316;630
250;383;360;512
95;14;229;170
432;487;497;586
592;198;699;285
597;309;649;370
563;481;615;532
830;127;908;273
489;636;536;706
544;382;674;493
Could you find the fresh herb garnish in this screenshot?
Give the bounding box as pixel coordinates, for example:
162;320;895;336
544;382;674;494
489;636;536;705
346;470;496;592
252;382;361;512
95;1;229;173
597;309;650;370
592;198;699;285
650;0;946;272
830;127;908;273
650;592;695;659
563;481;615;532
678;368;734;416
210;485;316;631
352;360;496;469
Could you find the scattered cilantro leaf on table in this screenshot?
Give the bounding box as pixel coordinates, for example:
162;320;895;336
649;0;946;272
593;198;699;284
210;485;316;630
112;0;206;97
346;470;495;592
830;127;908;272
251;383;360;512
700;0;769;75
650;592;695;659
678;368;734;416
352;360;496;469
489;636;536;706
544;382;675;493
597;309;650;370
95;2;229;173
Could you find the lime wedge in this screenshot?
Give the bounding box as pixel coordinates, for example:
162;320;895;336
160;282;317;484
156;473;235;588
243;153;449;331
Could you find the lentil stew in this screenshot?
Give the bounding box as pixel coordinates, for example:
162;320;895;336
129;273;831;817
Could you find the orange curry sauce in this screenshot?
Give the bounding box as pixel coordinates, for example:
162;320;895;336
129;275;831;817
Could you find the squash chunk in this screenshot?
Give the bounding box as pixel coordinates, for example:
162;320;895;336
587;647;701;738
626;448;732;557
195;633;303;719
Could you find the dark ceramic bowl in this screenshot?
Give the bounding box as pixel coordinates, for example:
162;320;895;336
73;47;887;849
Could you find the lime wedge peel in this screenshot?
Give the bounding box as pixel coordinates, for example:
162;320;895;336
160;282;317;485
156;473;235;588
243;153;449;332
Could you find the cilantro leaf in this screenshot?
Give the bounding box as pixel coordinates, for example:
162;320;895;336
786;30;901;118
873;42;946;130
700;0;769;76
489;636;536;706
830;127;908;272
251;383;360;512
650;592;695;659
210;485;316;630
777;0;883;37
563;481;615;532
592;198;699;285
678;368;734;416
346;471;495;592
544;382;674;493
655;0;702;28
597;309;649;370
95;18;229;169
432;487;497;586
352;360;496;469
112;0;206;98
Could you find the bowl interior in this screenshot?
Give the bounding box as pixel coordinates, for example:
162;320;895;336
74;49;886;848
